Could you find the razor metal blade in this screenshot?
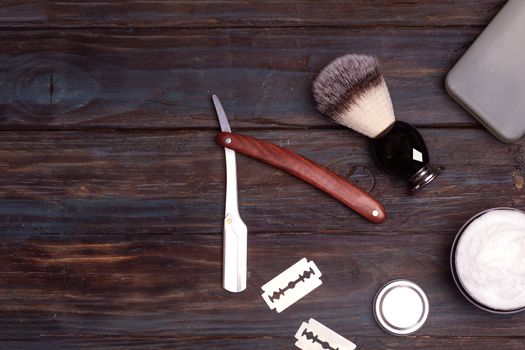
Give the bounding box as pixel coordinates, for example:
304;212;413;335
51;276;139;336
261;258;322;313
295;318;356;350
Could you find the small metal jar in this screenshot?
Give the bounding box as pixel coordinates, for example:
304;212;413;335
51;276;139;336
373;279;429;336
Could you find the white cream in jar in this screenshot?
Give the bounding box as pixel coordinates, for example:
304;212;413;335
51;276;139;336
455;209;525;311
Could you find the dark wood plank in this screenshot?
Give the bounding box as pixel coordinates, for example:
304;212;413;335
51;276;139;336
1;232;525;343
0;128;522;235
0;28;483;130
0;1;506;29
1;336;525;350
163;337;525;350
0;2;519;349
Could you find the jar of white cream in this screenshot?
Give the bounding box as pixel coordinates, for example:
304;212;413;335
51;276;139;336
451;208;525;313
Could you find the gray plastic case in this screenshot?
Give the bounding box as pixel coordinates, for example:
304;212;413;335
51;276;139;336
445;0;525;143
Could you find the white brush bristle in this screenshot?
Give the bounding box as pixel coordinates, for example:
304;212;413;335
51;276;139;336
312;54;395;138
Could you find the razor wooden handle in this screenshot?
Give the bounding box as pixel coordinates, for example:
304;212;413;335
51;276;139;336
216;132;386;224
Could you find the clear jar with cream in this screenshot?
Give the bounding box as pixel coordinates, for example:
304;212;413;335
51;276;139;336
451;207;525;313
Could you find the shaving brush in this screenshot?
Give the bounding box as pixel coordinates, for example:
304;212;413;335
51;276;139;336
313;54;442;192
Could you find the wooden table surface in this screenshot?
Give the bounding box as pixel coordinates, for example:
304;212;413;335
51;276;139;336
1;1;524;349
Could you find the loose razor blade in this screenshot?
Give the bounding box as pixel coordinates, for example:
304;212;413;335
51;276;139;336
261;258;322;313
295;318;356;350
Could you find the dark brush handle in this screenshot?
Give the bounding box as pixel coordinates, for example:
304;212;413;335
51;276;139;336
216;132;386;224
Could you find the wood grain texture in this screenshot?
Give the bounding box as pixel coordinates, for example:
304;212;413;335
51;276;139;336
0;1;506;29
1;233;525;345
1;1;522;349
0;128;523;235
0;27;484;130
1;337;525;350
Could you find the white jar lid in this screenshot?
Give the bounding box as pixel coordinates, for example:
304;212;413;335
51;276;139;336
373;280;429;336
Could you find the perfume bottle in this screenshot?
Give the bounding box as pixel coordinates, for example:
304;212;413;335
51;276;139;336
371;121;443;192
